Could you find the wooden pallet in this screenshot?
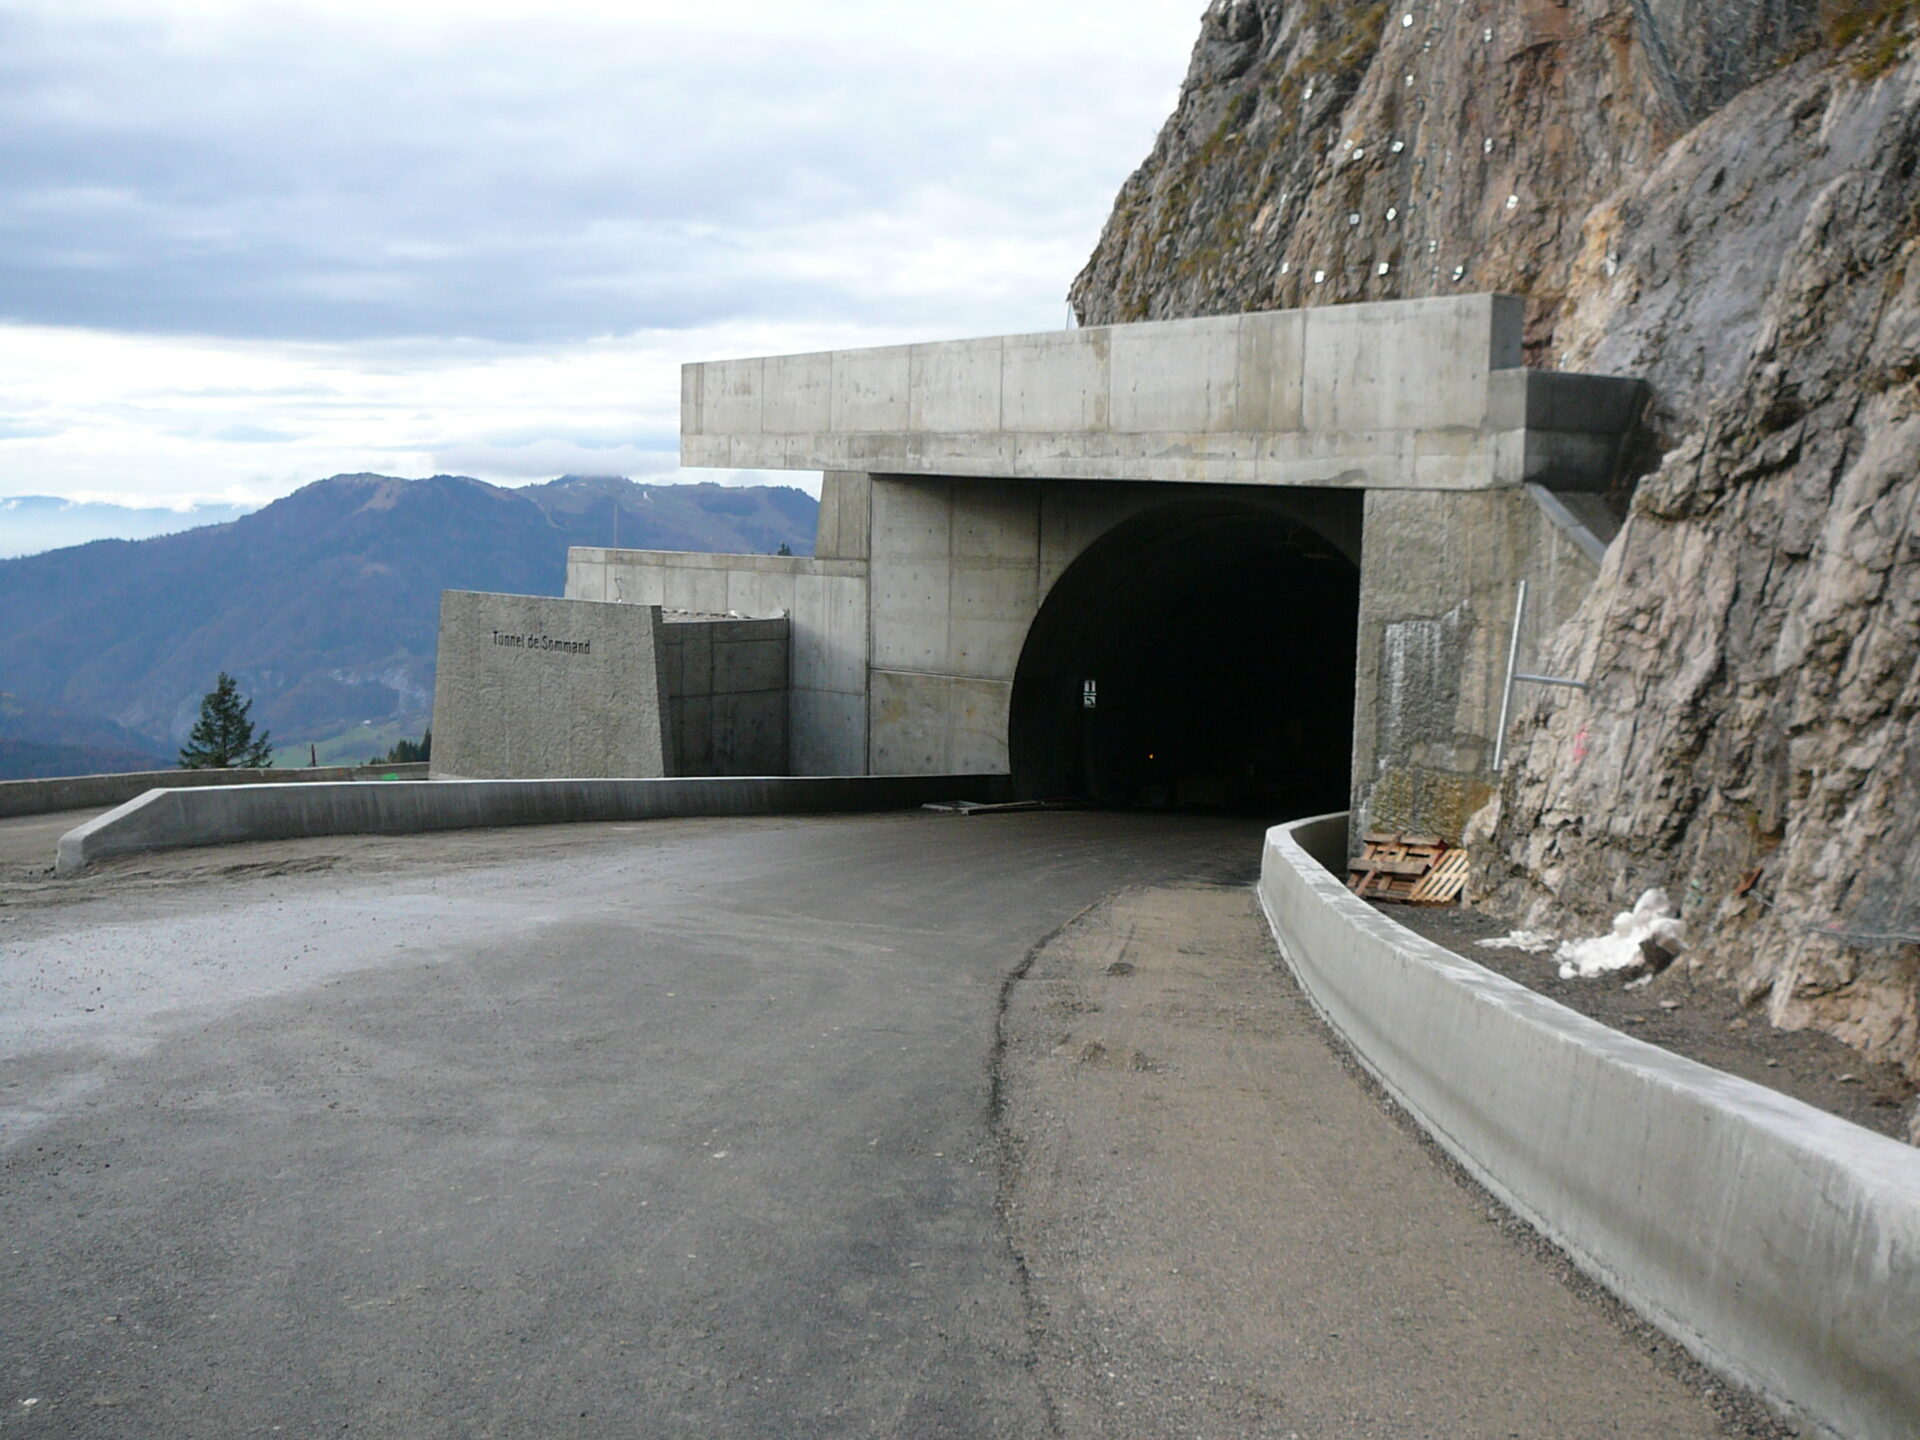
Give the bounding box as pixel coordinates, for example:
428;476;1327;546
1408;848;1471;905
1348;831;1467;905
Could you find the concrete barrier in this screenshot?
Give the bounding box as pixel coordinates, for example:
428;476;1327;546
55;773;1012;875
0;763;431;821
1258;813;1920;1440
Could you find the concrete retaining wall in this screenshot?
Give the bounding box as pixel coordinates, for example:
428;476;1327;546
55;773;1011;875
0;763;430;821
1351;484;1599;844
1258;813;1920;1440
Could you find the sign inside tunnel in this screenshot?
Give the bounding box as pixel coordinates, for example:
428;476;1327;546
1083;678;1097;709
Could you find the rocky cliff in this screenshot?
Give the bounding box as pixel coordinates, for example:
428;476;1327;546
1071;0;1920;1089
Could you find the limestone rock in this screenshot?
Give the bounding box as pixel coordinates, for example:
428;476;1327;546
1072;0;1920;1079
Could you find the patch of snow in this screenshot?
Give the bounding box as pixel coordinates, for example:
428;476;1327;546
1556;889;1688;979
1475;929;1557;954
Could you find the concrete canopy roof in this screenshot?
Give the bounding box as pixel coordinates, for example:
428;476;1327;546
681;295;1644;493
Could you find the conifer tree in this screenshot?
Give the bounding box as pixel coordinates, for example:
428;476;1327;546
178;672;273;769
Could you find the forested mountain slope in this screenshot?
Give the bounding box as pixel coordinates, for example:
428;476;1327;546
0;474;815;758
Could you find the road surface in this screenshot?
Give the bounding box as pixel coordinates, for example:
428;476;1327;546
0;811;1772;1437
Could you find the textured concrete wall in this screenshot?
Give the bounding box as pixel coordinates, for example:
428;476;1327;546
568;479;1596;805
565;549;868;775
663;298;1647;791
683;296;1640;492
1260;813;1920;1440
432;591;669;780
1352;487;1596;843
0;763;430;821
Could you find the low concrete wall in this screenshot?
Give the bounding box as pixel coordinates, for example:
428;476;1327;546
0;763;430;821
1258;813;1920;1440
55;773;1011;875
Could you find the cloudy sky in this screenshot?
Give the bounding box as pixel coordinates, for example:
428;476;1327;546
0;0;1199;510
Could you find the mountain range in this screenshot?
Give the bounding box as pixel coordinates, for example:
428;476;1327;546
0;495;258;558
0;473;816;775
0;690;172;778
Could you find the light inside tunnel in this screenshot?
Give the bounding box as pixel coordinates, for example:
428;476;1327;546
1009;499;1360;814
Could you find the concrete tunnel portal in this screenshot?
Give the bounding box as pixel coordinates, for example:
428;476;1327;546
529;297;1645;842
1010;499;1360;813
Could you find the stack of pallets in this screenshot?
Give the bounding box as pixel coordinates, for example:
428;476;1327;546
1347;831;1471;906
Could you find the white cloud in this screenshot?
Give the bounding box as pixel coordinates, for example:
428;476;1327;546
0;1;1197;507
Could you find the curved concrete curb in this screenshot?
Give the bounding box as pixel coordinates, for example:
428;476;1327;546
0;762;430;820
1259;813;1920;1440
55;773;1010;875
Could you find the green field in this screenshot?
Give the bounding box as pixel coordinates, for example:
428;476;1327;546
271;718;430;769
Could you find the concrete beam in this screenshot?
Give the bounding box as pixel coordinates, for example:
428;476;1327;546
54;774;1013;874
1260;813;1920;1440
680;296;1636;491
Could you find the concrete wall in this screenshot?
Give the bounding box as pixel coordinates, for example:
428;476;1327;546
864;475;1369;775
433;591;670;780
1352;486;1598;842
55;773;1014;874
683;296;1641;493
570;473;1598;806
1259;813;1920;1440
0;763;429;821
565;548;869;775
569;477;1375;781
434;591;793;780
658;615;789;775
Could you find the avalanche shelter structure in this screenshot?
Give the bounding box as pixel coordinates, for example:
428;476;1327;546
431;293;1642;843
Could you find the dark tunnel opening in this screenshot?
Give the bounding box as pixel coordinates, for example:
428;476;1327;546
1009;501;1360;815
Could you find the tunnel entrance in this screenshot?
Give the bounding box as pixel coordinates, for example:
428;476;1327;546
1009;500;1360;813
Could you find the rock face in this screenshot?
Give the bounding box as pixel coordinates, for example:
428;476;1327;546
1071;0;1920;1082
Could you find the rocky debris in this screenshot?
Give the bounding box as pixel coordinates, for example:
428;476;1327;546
1070;0;1920;1080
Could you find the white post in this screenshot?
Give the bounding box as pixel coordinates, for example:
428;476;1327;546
1492;580;1527;774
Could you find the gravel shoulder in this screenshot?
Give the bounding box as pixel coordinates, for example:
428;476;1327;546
1375;901;1918;1145
996;881;1791;1439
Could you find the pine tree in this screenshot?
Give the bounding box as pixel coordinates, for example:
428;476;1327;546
178;672;273;769
371;729;431;765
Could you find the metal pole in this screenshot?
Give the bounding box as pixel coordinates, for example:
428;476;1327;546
1513;672;1589;690
1492;580;1527;774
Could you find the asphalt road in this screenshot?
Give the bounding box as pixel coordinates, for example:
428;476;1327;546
0;810;1770;1438
0;811;1262;1438
0;809;102;876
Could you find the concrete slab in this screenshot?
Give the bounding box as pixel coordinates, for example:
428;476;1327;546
678;296;1627;491
0;764;430;822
